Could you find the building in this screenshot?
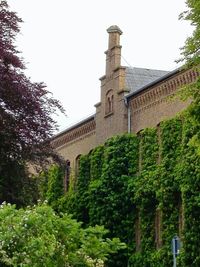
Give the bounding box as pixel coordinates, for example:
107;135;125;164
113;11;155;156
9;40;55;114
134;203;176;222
51;25;196;181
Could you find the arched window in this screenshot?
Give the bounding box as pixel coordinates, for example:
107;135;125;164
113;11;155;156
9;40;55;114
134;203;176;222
155;208;162;249
75;155;81;178
178;194;184;236
136;130;144;173
64;160;70;192
156;123;162;164
135;212;141;252
105;90;114;115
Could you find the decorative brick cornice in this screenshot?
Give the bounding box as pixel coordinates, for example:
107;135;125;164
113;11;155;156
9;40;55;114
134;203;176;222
51;119;96;149
56;131;96;150
129;68;199;114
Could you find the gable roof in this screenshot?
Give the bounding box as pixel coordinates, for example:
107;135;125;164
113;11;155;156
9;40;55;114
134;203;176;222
125;67;169;93
53;67;175;140
125;67;180;101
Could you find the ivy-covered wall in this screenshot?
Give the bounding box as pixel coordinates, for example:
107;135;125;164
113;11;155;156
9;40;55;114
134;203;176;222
53;115;200;267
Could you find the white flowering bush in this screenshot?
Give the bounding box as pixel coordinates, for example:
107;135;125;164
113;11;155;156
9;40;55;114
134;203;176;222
0;202;125;266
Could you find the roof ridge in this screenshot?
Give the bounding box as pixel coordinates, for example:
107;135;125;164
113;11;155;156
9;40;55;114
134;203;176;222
125;66;170;94
125;68;180;99
125;66;169;72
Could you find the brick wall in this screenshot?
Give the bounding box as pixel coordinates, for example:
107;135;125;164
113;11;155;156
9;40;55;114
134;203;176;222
95;67;128;146
52;117;96;167
129;68;197;133
52;27;198;172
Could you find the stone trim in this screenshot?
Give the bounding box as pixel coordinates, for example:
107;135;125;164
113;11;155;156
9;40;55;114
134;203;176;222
99;75;106;81
94;102;101;107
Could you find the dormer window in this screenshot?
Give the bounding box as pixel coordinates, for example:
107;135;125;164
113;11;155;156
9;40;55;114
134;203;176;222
105;90;114;115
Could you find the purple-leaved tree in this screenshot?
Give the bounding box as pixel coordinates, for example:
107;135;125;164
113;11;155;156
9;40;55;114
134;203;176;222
0;1;65;205
0;1;65;163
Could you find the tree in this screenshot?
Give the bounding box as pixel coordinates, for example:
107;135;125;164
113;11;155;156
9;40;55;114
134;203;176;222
179;0;200;153
0;0;65;165
0;202;126;266
0;160;39;207
0;1;65;204
179;0;200;67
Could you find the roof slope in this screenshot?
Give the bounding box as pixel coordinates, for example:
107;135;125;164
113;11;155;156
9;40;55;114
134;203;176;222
125;67;169;93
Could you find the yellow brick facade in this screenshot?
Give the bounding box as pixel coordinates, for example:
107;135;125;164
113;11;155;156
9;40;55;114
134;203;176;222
129;69;195;133
52;26;197;177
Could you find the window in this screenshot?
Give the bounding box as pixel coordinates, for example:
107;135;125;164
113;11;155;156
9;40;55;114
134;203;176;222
135;212;141;252
105;90;114;115
136;130;144;174
155;208;162;249
156;123;162;164
75;155;81;178
178;195;184;236
64;160;70;192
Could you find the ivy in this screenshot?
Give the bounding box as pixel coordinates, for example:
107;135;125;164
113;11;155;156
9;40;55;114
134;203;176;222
70;154;91;225
40;165;65;211
177;118;200;266
53;116;200;267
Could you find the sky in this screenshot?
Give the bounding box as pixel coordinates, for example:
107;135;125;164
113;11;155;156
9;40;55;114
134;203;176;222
8;0;193;132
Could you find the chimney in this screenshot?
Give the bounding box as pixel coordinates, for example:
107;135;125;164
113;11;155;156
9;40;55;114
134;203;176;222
105;25;123;75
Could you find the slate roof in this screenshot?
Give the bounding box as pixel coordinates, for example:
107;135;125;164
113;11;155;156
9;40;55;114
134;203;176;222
53;66;172;139
125;67;169;93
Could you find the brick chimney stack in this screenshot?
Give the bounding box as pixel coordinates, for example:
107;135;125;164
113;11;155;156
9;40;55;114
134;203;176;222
105;25;123;75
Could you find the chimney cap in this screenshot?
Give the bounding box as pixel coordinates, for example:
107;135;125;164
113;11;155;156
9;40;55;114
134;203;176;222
107;25;123;35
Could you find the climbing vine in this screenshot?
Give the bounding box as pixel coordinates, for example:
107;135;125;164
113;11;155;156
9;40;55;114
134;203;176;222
38;165;64;211
49;115;200;267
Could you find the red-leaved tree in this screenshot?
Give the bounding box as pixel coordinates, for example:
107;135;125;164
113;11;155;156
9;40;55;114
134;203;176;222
0;1;65;205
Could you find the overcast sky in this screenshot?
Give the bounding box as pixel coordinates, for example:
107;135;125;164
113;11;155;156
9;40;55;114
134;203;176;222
8;0;193;132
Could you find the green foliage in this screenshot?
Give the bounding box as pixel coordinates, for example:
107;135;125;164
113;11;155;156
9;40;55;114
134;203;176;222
177;10;200;263
57;116;200;266
37;164;65;212
57;155;92;224
0;202;125;267
176;118;200;266
46;165;64;210
39;4;200;265
0;161;39;207
90;146;104;181
179;0;200;67
129;128;159;266
71;155;91;224
178;0;200;154
59;135;138;266
185;78;200;155
88;136;138;239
